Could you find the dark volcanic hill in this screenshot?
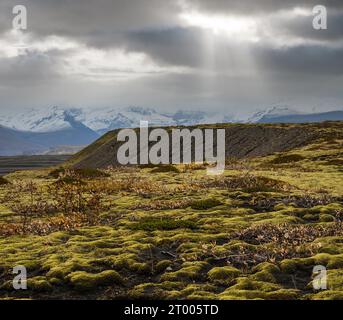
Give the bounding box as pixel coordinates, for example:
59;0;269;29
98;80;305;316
66;122;339;169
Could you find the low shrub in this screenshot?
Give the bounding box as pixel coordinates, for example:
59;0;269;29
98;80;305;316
50;168;110;179
207;175;292;193
236;223;343;246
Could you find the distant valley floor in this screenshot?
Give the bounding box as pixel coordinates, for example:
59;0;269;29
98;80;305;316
0;155;71;176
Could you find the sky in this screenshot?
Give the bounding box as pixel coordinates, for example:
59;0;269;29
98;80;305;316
0;0;342;116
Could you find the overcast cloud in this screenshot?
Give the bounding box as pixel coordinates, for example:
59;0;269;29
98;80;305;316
0;0;342;116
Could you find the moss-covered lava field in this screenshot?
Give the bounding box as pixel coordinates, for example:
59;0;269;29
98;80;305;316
0;122;342;300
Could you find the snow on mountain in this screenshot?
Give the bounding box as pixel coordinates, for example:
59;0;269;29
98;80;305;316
78;106;176;135
0;106;232;135
0;106;82;132
170;110;232;126
1;105;342;156
5;104;338;136
247;106;301;123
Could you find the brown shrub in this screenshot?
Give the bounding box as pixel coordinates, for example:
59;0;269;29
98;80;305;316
0;213;99;236
0;177;10;186
269;154;305;165
205;174;293;193
236;223;343;246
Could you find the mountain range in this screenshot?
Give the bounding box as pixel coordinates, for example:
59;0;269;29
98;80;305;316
0;106;342;156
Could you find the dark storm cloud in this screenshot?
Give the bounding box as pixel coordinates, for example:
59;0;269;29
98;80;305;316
120;26;343;76
124;27;206;67
0;0;341;47
0;0;342;113
255;45;343;75
0;0;180;38
0;51;61;87
1;0;342;51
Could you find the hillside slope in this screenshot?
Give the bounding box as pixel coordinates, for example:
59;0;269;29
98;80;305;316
0;126;43;156
68;122;336;169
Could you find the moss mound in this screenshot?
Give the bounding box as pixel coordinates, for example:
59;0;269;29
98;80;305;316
190;198;223;210
67;270;123;291
129;218;198;231
208;267;241;283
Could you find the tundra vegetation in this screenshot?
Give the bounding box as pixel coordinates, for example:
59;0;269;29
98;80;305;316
0;122;342;300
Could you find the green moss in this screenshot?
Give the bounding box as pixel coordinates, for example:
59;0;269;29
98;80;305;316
49;277;63;286
220;277;300;300
155;260;173;273
129;218;198;231
327;269;343;291
130;262;151;275
0;123;342;300
230;278;280;292
128;281;185;299
181;284;218;299
187;292;217;300
190;198;223;210
265;289;300;300
161;262;209;282
45;257;94;279
280;258;314;273
303;213;318;222
319;214;336;223
208;266;241;283
150;165;180;173
251;263;280;283
311;290;343;300
67;270;123;291
27;277;53;292
315;237;343;255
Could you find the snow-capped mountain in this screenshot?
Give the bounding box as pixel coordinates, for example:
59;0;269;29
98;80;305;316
0;106;230;135
0;106;231;155
0;106;81;133
247;106;343;124
78;106;177;135
1;105;342;156
170;110;233;126
247;106;301;123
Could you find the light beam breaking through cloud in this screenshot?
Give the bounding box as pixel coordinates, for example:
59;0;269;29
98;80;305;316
0;0;342;114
